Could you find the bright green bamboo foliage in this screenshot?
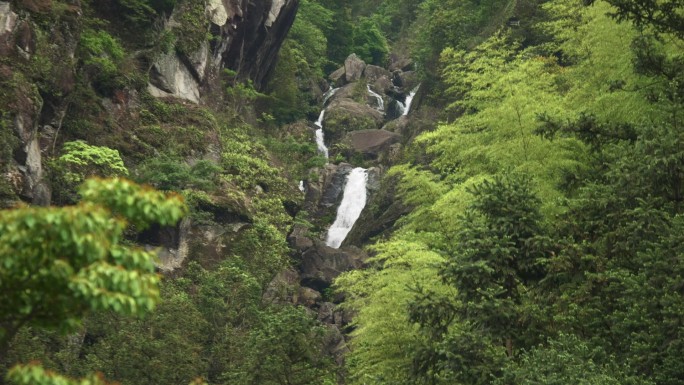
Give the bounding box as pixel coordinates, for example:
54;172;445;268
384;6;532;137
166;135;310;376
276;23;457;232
335;241;452;385
0;178;187;354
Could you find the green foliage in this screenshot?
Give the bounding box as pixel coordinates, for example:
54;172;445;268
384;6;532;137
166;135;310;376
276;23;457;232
8;364;113;385
497;334;653;385
135;158;220;191
336;241;451;385
56;141;128;185
232;306;337;385
78;29;126;95
172;0;210;55
0;178;186;356
338;1;684;385
352;17;390;65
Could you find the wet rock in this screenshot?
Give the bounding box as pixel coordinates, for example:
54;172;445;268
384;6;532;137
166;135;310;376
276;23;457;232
320;163;352;208
394;70;419;90
344;53;366;83
156;218;191;273
385;98;405;120
15;20;34;55
343;174;410;246
342;129;401;159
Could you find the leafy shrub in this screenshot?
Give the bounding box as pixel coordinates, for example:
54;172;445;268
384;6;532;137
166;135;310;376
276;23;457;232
135;158;220;191
78;29;126;95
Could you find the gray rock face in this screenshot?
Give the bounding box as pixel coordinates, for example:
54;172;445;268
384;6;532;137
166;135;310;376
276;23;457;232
344;53;366;83
329;66;346;87
300;242;368;290
0;2;17;35
148;51;201;103
364;65;391;83
156;218;191;273
389;56;414;72
149;0;299;97
320;163;352;208
394;70;419;90
343;129;401;160
214;0;300;90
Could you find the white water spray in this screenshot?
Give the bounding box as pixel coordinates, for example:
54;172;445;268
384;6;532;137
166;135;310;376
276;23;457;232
323;87;340;105
366;84;384;112
326;168;368;249
402;84;421;116
299;180;305;193
314;109;329;159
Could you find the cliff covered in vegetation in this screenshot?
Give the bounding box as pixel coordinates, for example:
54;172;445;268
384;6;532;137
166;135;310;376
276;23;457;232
1;0;684;384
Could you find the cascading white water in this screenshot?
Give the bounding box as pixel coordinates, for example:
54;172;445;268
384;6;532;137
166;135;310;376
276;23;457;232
314;109;329;159
323;87;340;105
299;180;305;192
402;84;421;116
326;167;368;248
366;84;384;112
396;100;406;115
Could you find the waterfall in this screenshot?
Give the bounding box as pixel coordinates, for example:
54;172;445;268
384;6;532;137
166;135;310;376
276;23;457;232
326;167;368;249
366;84;384;112
314;109;329;159
402;84;420;116
323;87;340;105
299;180;305;192
396;100;406;115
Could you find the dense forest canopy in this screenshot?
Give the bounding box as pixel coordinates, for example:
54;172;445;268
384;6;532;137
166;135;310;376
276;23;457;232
1;0;684;384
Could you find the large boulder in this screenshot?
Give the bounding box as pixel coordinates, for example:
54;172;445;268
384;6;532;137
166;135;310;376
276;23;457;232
343;174;411;246
323;98;384;143
148;51;201;103
342;129;401;159
344;53;366;82
303;163;352;215
329;66;345;87
364;64;391;83
393;70;419;90
300;242;368;290
388;54;414;72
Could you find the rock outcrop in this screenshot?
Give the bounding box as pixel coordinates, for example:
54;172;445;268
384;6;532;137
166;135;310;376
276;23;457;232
150;0;299;102
342;129;401;160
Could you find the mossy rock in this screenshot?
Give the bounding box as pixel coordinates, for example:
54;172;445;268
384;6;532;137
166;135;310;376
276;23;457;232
322;98;383;144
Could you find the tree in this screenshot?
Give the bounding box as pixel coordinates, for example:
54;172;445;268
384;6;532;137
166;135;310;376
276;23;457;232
605;0;684;39
409;174;551;384
0;178;187;367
